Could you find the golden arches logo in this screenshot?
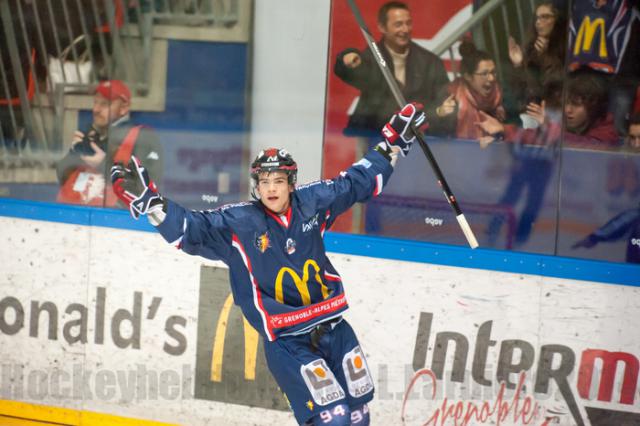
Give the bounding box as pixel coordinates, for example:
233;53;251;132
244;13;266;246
574;17;607;58
210;293;259;382
209;260;330;382
275;259;329;305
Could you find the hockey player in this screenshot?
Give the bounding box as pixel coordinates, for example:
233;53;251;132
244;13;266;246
110;103;425;425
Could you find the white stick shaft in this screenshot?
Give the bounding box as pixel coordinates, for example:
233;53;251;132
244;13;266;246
456;214;479;249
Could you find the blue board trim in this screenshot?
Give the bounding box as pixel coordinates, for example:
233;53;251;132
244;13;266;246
1;198;638;287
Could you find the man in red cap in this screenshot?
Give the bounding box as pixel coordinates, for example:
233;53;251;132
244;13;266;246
56;79;162;206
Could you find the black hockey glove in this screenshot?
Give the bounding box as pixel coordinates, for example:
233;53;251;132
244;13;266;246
381;102;426;157
111;155;164;220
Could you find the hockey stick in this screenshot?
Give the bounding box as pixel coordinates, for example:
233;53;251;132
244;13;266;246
346;0;479;249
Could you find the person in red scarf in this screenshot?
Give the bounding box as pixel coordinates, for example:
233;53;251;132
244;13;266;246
434;39;505;141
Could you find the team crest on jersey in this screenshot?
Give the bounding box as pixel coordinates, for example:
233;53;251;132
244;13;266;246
285;238;296;255
254;232;271;253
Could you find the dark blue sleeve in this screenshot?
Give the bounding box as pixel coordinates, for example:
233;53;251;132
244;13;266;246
296;149;393;227
590;209;640;243
154;199;233;261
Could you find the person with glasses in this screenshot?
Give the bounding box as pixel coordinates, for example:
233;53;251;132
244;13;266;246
506;1;567;128
434;39;506;141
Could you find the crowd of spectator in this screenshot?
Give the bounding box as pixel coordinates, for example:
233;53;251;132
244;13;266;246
335;0;640;152
333;0;639;253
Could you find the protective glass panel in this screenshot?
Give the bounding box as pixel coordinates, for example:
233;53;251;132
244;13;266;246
323;0;640;264
557;0;640;263
0;0;249;210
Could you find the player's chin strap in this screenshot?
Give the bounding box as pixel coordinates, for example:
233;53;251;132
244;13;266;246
250;184;259;201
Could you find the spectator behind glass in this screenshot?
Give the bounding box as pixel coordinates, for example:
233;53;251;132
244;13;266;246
477;71;620;150
627;113;640;151
506;1;567;118
56;80;163;206
334;1;451;142
563;70;620;149
604;112;639;204
435;39;505;141
478;79;564;248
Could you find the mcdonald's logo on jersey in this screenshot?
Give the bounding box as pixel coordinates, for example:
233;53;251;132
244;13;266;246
194;265;288;410
574;17;607;58
275;259;330;306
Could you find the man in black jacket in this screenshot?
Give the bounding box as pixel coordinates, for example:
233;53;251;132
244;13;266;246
334;1;450;141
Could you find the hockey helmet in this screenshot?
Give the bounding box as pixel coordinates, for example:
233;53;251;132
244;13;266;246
250;148;298;185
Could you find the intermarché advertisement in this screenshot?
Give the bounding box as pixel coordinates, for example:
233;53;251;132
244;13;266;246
0;217;638;425
404;312;639;425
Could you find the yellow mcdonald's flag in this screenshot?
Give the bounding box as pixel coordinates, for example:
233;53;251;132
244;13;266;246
574;16;607;58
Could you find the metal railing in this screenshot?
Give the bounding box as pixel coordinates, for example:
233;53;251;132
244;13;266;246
0;0;151;157
433;0;538;78
0;0;240;163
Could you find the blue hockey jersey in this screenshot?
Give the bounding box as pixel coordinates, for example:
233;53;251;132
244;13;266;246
155;149;393;341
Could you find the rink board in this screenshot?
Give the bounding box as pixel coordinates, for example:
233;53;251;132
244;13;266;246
0;212;639;425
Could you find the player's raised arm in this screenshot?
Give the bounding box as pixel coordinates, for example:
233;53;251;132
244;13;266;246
111;156;164;222
110;156;233;260
301;103;426;220
377;102;426;160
